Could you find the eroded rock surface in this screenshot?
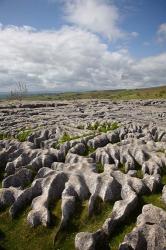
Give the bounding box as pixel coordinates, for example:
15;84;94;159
119;204;166;250
0;99;166;249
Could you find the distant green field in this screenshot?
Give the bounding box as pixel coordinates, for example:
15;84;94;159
1;85;166;103
24;85;166;101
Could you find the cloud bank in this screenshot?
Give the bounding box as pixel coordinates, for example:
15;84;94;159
0;24;165;91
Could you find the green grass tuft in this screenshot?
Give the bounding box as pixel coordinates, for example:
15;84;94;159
16;130;32;142
87;121;119;133
119;163;126;173
54;199;113;250
0;208;56;250
141;193;166;210
109;221;136;250
0;133;12;140
96;163;104;173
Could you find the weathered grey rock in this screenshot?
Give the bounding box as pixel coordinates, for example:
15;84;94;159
87;134;109;149
60;184;76;228
35;167;54;179
0;187;22;208
27;171;68;227
107;131;120;144
127;170;137;177
30;154;55;171
69;142;86;155
111;170;146;195
102;184;138;237
143;173;161;193
2;168;33;188
75;230;110;250
119;204;166;250
0;101;166;249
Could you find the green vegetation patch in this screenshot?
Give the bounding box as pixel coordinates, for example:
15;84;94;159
96;163;104;173
0;129;33;142
52;132;82;149
52;132;95;149
87;121;119;132
135;161;143;179
83;146;96;156
109;194;146;250
20;86;166;101
161;175;166;186
0;172;4;189
109;188;166;249
0;198;113;250
0;133;12;140
141;193;166;211
109;220;136;250
0;208;56;250
119;163;126;173
136;169;143;179
16;130;32;142
54;198;113;250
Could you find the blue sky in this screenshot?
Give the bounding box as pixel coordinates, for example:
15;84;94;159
0;0;166;91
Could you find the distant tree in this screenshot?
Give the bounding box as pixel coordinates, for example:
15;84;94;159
9;82;28;102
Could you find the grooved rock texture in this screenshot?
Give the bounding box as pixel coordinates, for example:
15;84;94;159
0;100;166;249
119;204;166;250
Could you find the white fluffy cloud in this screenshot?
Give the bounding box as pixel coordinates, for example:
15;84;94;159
63;0;139;41
63;0;124;41
157;23;166;42
0;24;165;92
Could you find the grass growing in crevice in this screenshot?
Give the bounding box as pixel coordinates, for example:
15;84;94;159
118;163;126;173
109;197;145;250
161;166;166;186
118;161;143;178
109;220;136;250
0;198;113;250
49;199;62;229
109;186;166;250
54;198;113;250
83;145;96;156
0;129;34;142
52;141;60;149
0;161;6;189
96;163;104;173
52;131;99;157
0;171;4;189
0;208;56;250
52;132;95;150
79;198;113;231
0;133;12;141
136;169;143;179
140;168;166;211
134;161;143;179
1;191;165;250
87;121;119;133
107;122;119;131
16;130;32;142
157;148;166;154
87;121;100;131
58;132;86;144
161;175;166;186
26;165;37;176
141;193;166;210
